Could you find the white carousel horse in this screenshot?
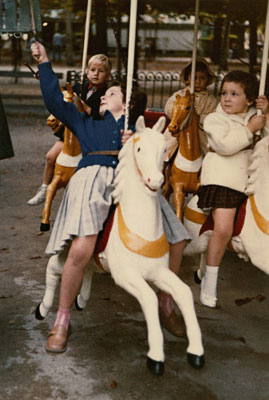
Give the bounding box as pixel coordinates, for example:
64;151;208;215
183;135;269;279
35;115;205;375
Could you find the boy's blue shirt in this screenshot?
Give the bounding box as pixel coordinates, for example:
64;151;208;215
38;62;132;171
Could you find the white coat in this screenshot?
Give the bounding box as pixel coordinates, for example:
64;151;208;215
201;103;269;193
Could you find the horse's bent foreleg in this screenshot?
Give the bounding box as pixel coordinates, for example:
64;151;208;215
194;252;207;284
36;251;66;319
112;268;164;364
150;267;204;367
75;263;94;310
41;175;62;231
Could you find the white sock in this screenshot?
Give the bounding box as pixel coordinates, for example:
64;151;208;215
201;265;219;298
41;184;48;190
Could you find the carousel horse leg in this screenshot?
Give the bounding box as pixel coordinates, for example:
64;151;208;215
172;182;185;221
75;263;94;311
150;267;205;369
36;248;94;320
111;267;165;376
194;252;207;284
41;175;61;231
35;250;67;320
162;164;173;202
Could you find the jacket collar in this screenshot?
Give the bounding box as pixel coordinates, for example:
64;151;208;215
216;103;256;124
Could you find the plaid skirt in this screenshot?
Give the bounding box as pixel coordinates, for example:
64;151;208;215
197;184;247;210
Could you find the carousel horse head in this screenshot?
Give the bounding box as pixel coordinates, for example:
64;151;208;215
47;114;62;133
113;115;167;204
46;82;83;133
62;82;84;111
168;90;194;135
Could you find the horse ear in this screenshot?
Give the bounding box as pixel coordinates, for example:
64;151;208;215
66;82;73;94
185;89;191;97
135;115;146;133
153;116;166;133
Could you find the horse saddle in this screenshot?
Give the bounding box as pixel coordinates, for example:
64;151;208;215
199;199;247;237
94;205;116;255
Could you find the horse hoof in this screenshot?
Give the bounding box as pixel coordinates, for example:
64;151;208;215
74;296;83;311
187;352;205;369
35;304;45;320
147;357;164;376
194;270;201;284
40;222;50;232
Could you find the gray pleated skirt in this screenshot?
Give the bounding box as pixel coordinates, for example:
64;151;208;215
45;165;116;255
45;165;191;255
158;194;191;244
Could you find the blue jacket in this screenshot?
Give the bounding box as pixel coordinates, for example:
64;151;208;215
38;62;126;171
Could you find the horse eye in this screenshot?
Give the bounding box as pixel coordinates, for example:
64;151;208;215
137;147;141;152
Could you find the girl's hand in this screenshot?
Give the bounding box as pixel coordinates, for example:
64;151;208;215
248;114;266;134
121;129;134;145
30;41;49;64
255;95;269;115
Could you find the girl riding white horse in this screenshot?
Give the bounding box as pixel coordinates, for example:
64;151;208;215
35;116;205;375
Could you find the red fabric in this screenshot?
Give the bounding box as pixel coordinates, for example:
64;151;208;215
88;82;104;90
199;199;247;237
144;108;170;132
94;206;116;254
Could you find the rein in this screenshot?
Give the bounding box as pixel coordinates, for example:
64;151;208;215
178;99;195;131
132;135;144;181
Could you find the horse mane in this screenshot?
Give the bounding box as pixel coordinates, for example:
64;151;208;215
245;136;268;195
112;136;134;204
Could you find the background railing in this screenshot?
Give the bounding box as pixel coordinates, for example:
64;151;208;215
66;70;183;110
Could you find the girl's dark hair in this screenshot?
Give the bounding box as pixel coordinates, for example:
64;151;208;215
220;70;258;103
108;80;147;126
184;61;209;82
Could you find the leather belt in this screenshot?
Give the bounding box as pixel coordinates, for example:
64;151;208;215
208;144;253;153
86;150;120;156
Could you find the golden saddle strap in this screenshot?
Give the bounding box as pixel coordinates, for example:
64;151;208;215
117;204;169;258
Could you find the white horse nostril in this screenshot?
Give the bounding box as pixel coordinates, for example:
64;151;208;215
148;178;151;182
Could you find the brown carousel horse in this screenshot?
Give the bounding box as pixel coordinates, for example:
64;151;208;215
162;90;202;221
41;83;83;231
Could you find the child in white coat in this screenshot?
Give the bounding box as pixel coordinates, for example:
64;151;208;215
197;70;269;308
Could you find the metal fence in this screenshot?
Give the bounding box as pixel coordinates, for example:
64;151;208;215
66;70;183;110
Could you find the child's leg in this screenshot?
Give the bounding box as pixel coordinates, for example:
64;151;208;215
43;140;63;185
201;207;236;307
46;234;97;353
27;141;63;206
